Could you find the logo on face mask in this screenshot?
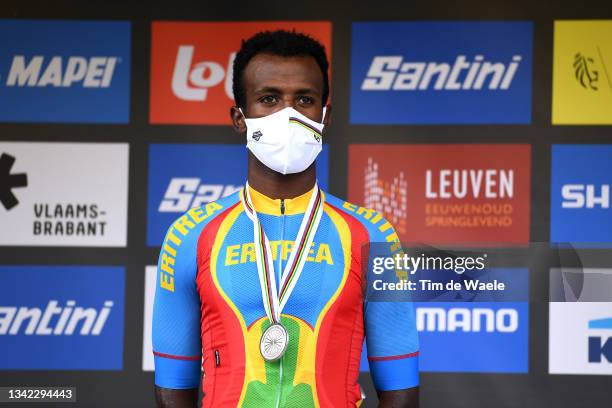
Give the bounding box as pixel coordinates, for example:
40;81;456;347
252;131;263;141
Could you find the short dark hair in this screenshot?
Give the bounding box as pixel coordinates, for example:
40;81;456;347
232;30;329;108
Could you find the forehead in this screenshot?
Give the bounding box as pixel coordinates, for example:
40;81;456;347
243;53;324;92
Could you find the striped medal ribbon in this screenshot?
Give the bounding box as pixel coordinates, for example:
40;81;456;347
241;182;325;361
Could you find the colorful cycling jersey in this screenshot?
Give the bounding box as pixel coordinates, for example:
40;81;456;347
152;185;419;407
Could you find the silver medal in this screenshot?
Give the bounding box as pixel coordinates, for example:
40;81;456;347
260;323;289;362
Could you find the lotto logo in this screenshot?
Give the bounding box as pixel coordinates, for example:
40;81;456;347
171;46;234;102
150;21;331;125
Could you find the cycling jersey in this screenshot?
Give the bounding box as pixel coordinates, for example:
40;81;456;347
152;185;419;407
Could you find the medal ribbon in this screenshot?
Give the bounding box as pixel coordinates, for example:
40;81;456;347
241;182;324;324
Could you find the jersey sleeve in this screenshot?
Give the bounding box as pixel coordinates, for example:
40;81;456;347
152;217;202;389
362;213;419;391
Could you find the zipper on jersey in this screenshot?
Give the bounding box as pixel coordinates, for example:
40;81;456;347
276;198;285;408
278;199;285;290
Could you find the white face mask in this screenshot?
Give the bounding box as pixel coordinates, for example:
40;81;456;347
240;106;326;175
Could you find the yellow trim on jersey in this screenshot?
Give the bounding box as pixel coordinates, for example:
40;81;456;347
248;185;315;215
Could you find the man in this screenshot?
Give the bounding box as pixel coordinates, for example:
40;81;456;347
152;30;419;408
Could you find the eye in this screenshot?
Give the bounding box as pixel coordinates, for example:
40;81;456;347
259;95;279;104
297;95;314;105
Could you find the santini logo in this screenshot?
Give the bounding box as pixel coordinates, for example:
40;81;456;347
588;317;612;363
417;307;519;332
0;300;113;336
361;55;522;91
159;178;241;213
5;56;119;88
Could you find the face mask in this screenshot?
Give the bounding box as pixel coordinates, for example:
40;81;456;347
240;106;326;175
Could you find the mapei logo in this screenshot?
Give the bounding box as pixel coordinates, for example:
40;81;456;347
150;21;331;125
350;21;533;124
0;20;130;123
552;20;612;124
588;317;612;363
551;145;612;244
416;302;528;373
0;266;125;370
0;153;28;210
5;55;120;88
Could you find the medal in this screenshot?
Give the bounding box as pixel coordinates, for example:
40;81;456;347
241;182;324;362
260;323;289;362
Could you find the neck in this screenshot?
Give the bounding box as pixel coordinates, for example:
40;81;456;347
247;152;316;199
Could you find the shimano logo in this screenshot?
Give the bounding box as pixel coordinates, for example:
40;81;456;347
171;45;235;101
159;178;241;213
417;307;519;333
361;55;522;91
0;300;113;336
252;130;263;141
5;56;119;88
562;184;610;209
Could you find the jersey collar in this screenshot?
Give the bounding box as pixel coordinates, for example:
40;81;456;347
247;184;317;216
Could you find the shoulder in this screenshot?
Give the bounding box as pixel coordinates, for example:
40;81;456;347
158;191;242;278
323;192;400;245
165;189;241;242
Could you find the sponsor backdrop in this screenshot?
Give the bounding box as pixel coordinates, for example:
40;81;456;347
1;0;612;407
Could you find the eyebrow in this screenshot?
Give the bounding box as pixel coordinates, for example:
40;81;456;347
253;86;320;96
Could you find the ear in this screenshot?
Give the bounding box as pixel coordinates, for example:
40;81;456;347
230;106;247;134
322;104;331;128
